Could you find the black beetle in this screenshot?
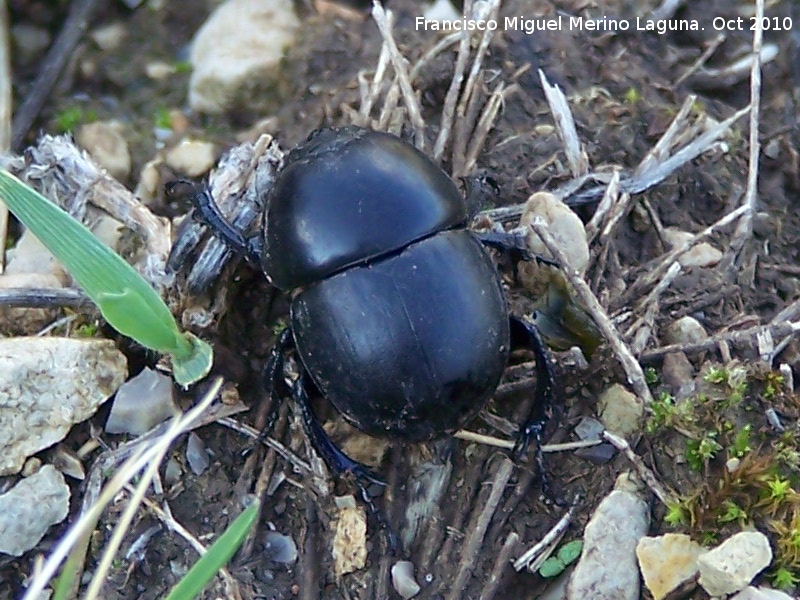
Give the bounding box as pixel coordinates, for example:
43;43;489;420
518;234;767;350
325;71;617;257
188;126;557;526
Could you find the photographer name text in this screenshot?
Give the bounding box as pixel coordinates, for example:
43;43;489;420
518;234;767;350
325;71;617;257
415;15;794;35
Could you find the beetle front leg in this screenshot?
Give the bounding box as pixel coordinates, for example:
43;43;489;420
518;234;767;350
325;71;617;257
509;315;558;496
191;188;264;264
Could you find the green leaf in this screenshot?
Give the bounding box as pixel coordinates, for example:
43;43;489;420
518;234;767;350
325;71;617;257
165;500;260;600
556;540;583;566
538;557;566;578
0;169;212;385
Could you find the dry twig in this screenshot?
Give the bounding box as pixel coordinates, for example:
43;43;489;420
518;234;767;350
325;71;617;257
529;219;654;404
602;431;675;505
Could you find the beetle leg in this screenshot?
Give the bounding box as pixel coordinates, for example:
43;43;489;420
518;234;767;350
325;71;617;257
243;328;294;457
475;230;558;268
509;315;558;497
191;188;264;264
291;373;399;552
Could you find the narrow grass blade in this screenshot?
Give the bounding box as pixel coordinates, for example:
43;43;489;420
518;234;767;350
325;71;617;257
0;170;212;384
164;500;260;600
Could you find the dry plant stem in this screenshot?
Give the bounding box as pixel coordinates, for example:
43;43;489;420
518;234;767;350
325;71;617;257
512;495;581;571
217;416;312;474
602;431;675;505
446;457;515;600
615;203;748;309
478;531;520;600
635;96;696;176
538;69;588;177
454;429;601;453
730;0;764;254
585;169;620;243
640;320;800;362
23;380;223;600
11;0;101;150
358;42;391;123
433;0;474;161
132;489;240;592
0;0;10;272
451;0;500;175
409;33;461;81
675;34;726;86
371;2;426;148
462;83;518;177
623;261;682;342
529;220;654;404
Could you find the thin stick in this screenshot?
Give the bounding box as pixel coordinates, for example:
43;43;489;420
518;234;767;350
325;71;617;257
730;0;764;253
446;458;514;600
11;0;101;150
0;0;11;272
433;0;474;161
639;320;800;362
478;532;519;600
538;69;587;177
371;2;426;148
454;429;602;453
602;431;675;505
512;495;581;571
529;219;654;404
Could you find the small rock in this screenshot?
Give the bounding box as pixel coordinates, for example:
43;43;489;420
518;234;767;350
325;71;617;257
574;416;604;441
661;352;696;399
165;139;217;177
331;501;367;578
106;368;177;435
0;338;127;476
50;445;86;480
596;384;643;437
391;561;421;599
134;157;164;205
636;533;705;600
520;192;589;275
0;465;70;556
189;0;300;113
186;433;210;476
327;419;389;468
680;243;723;268
567;473;650;600
10;24;50;64
731;586;796;600
423;0;460;21
264;530;298;564
697;531;773;597
5;229;69;283
663;316;708;346
76;121;132;181
89;22;127;51
163;457;182;485
145;61;177;80
663;228;723;268
0;272;66;334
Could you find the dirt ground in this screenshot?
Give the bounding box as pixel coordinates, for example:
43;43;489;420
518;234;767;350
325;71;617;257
2;0;800;598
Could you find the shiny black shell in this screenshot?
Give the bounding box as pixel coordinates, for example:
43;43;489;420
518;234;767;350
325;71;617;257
269;127;510;441
264;127;467;290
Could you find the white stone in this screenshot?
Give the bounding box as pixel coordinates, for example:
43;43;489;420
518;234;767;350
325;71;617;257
663;315;707;346
0;338;127;475
637;533;705;600
188;0;299;114
596;383;643;437
89;22;127;51
391;561;421;599
165;139;217;177
567;474;650;600
520;191;589;274
76;121;132;181
663;227;723;268
731;585;795;600
698;531;773;597
0;465;70;556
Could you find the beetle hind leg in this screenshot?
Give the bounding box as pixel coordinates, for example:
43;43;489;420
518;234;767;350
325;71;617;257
291;373;399;551
191;188;264;263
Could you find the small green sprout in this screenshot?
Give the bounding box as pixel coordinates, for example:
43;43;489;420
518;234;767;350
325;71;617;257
54;106;97;132
686;433;722;471
704;366;728;385
771;567;799;590
664;502;689;527
154;107;173;130
717;500;748;525
730;425;753;459
644;367;659;386
538;540;583;578
0;170;212;385
765;476;794;504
